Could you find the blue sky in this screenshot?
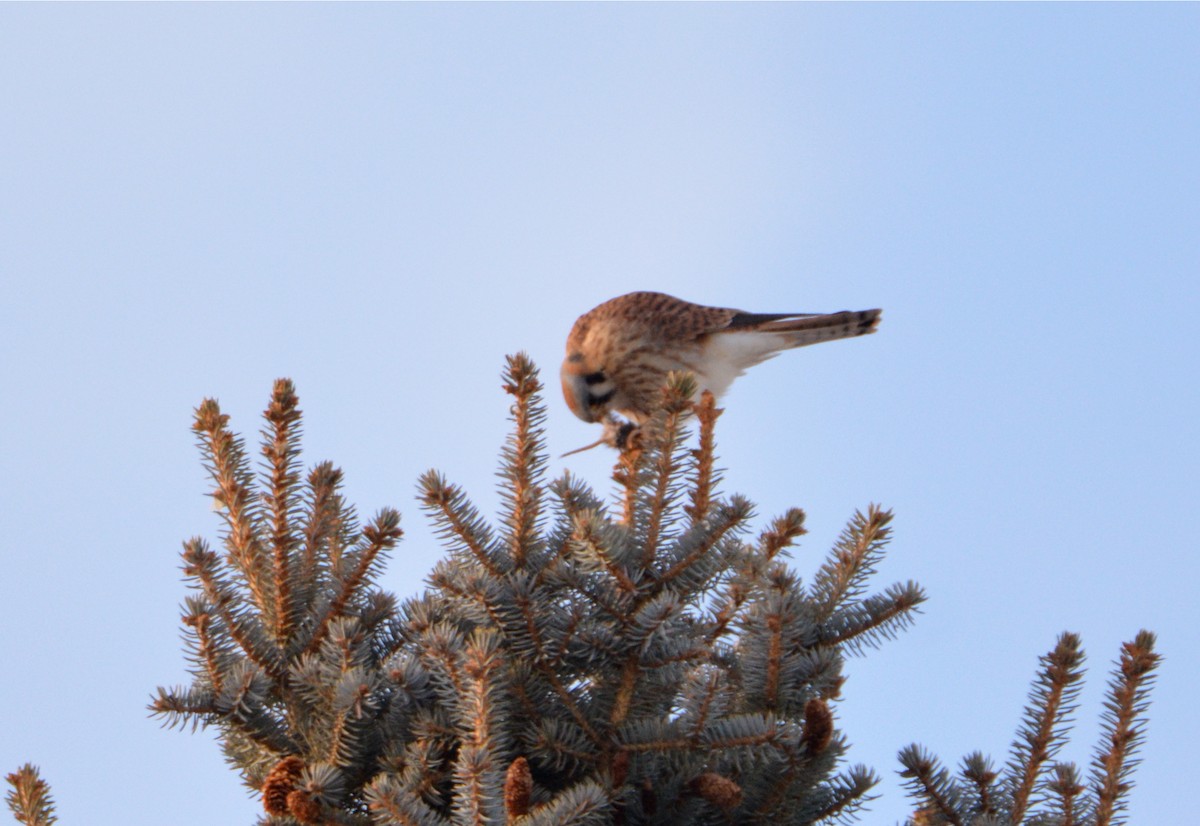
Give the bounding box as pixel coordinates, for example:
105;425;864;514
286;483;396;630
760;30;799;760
1;4;1196;824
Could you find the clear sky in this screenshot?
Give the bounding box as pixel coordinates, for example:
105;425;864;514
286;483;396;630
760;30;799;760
1;4;1196;824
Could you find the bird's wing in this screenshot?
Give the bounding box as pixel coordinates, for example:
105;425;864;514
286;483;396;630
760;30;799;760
718;308;881;343
616;292;740;342
724;310;822;329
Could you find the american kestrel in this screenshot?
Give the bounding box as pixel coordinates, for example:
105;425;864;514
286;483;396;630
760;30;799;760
561;291;880;425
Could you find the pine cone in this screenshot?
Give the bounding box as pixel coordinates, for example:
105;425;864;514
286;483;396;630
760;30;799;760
504;756;532;819
611;749;630;789
287;788;324;824
692;772;742;811
801;698;834;754
262;756;305;816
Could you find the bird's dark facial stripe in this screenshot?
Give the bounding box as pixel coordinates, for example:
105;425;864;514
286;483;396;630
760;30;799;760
589;387;616;406
583;371;607;385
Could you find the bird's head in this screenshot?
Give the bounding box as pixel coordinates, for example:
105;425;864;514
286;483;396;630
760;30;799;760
561;353;619;423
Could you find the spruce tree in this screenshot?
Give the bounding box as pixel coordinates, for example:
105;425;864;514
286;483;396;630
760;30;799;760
897;630;1159;826
5;355;1159;825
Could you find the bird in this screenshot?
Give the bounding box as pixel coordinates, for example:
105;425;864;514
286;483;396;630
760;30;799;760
561;291;881;429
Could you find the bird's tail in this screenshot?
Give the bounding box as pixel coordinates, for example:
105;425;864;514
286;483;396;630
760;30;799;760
701;308;882;398
753;309;881;349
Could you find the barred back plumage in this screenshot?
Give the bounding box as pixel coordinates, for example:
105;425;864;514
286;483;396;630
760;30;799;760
561;291;880;424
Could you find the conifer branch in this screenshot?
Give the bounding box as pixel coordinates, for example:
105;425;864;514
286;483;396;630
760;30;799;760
5;765;56;826
609;748;629;790
180;537;280;677
214;662;295;754
507;582;567;669
705;508;806;645
656;497;751;587
638;373;695;567
759;508;808;561
809;505;893;621
518;781;608;826
549;473;608;527
819;581;926;653
299;462;345;615
737;564;844;715
613;434;645;528
500;353;548;569
684;390;722;525
683;669;725;744
193;398;275;622
567;581;634;630
610;659;641;728
1048;763;1085;826
897;745;965;826
530;719;599;773
304;509;402;655
366;773;450;826
639;642;709;670
896;632;1160;825
752;733;826;820
420;472;503;576
763;610;784;712
503;580;605;750
567;511;638;593
451;631;508;826
262;378;303;645
1007;631;1086;822
426;561;508;635
1092;630;1160;826
150;684;219;726
182;600;228;694
958;752;998;818
419;624;470;705
806;765;878;825
326;667;384;770
623;713;784;754
542;475;611;592
462;631;505;750
454;743;501;824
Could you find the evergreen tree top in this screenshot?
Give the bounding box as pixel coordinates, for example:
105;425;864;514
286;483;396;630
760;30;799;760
156;354;925;825
6;355;1158;826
